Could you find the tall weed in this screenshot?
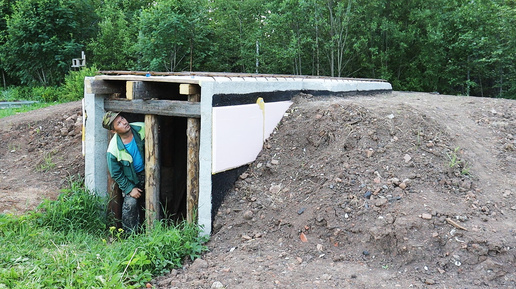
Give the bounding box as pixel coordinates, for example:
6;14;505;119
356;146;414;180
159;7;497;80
0;66;97;103
36;179;110;235
32;86;61;102
0;86;33;101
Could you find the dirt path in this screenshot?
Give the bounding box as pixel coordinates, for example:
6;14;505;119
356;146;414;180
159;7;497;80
1;92;515;288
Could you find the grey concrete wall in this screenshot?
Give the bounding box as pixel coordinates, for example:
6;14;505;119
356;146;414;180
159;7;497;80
198;81;214;236
84;77;108;196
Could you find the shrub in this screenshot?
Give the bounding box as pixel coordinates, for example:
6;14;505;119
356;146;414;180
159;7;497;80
0;66;97;103
0;86;33;101
31;86;61;102
0;85;59;102
59;66;98;102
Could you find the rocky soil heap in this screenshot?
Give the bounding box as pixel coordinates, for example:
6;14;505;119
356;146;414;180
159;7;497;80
154;92;515;289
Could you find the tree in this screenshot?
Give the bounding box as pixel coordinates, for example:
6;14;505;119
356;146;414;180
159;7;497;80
0;0;15;87
2;0;98;86
206;0;270;73
260;0;315;75
135;0;211;72
87;0;142;70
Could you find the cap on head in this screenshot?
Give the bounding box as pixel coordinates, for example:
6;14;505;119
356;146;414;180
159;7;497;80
102;111;121;130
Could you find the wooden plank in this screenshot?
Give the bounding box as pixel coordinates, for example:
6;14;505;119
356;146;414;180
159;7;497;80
145;115;161;229
95;75;201;84
180;84;200;95
186;92;200;224
88;79;125;94
104;99;200;118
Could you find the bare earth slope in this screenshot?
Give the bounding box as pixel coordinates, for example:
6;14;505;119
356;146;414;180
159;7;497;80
0;101;84;214
1;93;515;288
155;92;516;288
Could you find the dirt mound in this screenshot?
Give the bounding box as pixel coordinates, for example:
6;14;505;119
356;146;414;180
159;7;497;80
155;92;516;288
0;101;84;214
1;93;515;288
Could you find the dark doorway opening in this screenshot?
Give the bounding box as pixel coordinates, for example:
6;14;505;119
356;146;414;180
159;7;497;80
159;115;187;222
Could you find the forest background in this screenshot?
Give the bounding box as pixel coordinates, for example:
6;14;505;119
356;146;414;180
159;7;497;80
0;0;515;99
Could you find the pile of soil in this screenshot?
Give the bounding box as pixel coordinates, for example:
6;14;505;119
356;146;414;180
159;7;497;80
0;101;84;214
1;92;515;288
155;92;515;288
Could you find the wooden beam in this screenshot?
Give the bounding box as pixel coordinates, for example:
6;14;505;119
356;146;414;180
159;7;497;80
107;174;123;229
180;84;200;95
104;99;200;118
186;91;200;224
88;79;125;95
145;114;161;229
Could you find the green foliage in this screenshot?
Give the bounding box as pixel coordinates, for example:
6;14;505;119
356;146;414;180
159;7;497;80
0;102;55;119
0;180;208;288
260;0;313;75
31;86;61;102
87;1;142;70
59;66;98;102
135;0;211;72
1;0;98;86
1;0;516;98
0;86;33;101
0;85;59;102
136;0;189;71
36;151;56;172
0;65;95;104
446;146;470;175
207;0;268;73
36;178;110;235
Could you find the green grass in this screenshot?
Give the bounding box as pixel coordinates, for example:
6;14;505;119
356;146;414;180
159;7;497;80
0;102;58;119
0;180;208;288
0;66;98;119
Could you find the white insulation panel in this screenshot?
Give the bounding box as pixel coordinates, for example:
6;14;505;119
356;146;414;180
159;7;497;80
212;100;293;173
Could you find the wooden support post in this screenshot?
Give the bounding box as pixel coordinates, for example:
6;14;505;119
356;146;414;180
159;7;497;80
181;84;200;224
107;132;123;228
107;174;122;229
145;114;160;229
126;81;138;100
